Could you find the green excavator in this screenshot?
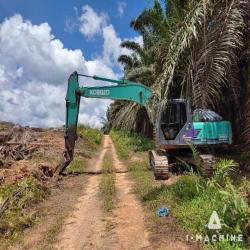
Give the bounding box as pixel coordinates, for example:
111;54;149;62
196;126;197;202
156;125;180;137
59;72;232;179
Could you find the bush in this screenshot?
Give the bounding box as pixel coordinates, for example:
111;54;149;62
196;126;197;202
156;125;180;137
208;159;237;188
219;183;250;236
128;155;250;249
206;241;245;250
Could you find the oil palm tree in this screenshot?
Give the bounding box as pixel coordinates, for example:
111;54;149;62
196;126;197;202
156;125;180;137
108;36;155;136
108;0;250;150
108;0;183;136
152;0;249;147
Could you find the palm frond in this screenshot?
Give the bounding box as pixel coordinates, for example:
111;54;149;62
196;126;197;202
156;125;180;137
112;102;138;131
155;0;209;101
126;65;155;84
118;55;134;69
130;9;152;33
208;159;237;188
192;0;249;108
120;40;144;56
130;0;169;36
240;95;250;150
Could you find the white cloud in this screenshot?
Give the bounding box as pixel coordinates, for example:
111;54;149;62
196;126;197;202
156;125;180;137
64;17;78;33
0;14;88;86
85;59;117;78
78;5;107;38
66;5;142;69
0;65;7;84
0;14;116;128
0;11;143;129
118;2;127;17
102;25;123;65
133;35;143;46
15;67;23;78
102;24;137;67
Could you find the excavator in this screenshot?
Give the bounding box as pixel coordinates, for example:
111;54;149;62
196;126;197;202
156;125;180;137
59;72;232;179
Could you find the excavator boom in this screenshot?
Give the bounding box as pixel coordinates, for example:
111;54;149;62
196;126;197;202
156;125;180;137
59;71;152;174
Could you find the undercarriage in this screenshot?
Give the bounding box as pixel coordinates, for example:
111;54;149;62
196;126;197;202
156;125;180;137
148;149;218;180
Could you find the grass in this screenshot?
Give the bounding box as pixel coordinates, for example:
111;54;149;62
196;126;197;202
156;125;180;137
110;129;154;159
78;125;102;151
65;156;86;174
128;156;249;249
65;126;102;174
0;177;47;249
99;152;116;212
42;218;64;248
111;130;250;250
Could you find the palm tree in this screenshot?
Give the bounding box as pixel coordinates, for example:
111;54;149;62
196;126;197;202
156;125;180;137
108;36;155;137
151;0;249;148
108;0;184;136
118;40;155;85
108;0;250;150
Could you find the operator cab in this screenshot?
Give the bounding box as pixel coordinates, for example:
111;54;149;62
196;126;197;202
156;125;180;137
156;99;232;147
160;100;188;141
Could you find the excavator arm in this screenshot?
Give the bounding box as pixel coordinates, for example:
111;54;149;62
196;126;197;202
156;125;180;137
59;71;152;174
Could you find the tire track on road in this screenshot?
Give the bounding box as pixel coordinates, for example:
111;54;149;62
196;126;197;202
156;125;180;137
54;135;110;250
106;136;150;250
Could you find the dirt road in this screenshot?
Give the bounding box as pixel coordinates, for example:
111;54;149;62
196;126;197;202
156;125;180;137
54;135;150;250
11;134;199;250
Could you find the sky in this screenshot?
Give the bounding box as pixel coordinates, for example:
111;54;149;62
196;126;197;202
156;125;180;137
0;0;152;128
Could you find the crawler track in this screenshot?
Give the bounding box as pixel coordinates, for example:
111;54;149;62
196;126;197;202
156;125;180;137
148;150;169;180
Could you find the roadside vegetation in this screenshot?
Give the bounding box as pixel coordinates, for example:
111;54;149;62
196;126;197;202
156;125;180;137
0;125;103;247
66;126;102;174
0;177;47;249
111;132;250;250
99;152;116;212
110;129;154;159
78;125;102;151
65;156;86;174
